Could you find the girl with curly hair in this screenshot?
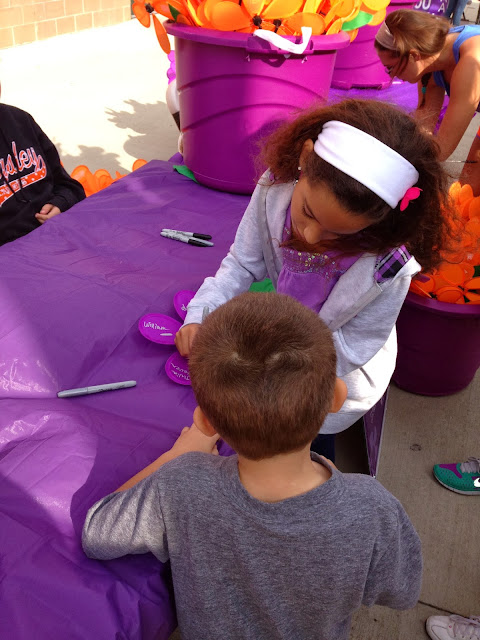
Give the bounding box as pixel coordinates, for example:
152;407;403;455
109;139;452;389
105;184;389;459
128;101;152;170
175;98;453;460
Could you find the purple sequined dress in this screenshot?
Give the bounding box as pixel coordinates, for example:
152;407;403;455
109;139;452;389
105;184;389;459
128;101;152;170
276;208;360;313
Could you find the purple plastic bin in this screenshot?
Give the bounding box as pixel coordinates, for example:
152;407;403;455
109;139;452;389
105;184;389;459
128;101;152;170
331;0;414;90
393;292;480;396
166;23;350;194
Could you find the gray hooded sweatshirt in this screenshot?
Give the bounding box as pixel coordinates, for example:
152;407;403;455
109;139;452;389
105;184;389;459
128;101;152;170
184;175;421;433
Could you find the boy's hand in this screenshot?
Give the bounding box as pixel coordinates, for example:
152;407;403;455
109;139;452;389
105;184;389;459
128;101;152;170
35;203;62;224
115;424;219;492
175;323;200;358
170;423;219;456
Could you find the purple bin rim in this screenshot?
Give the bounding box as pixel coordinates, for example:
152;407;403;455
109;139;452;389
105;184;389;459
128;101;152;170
165;21;350;52
405;291;480;319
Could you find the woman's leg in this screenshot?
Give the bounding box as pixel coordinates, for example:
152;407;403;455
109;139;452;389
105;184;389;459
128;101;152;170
459;128;480;196
452;0;469;25
444;0;455;19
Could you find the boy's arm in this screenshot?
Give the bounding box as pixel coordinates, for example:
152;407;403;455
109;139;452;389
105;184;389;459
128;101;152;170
33;119;86;211
435;51;480;161
82;424;219;561
116;424;219;492
362;499;422;610
82;470;169;561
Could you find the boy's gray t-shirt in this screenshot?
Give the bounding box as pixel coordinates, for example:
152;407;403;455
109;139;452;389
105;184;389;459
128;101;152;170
82;453;422;640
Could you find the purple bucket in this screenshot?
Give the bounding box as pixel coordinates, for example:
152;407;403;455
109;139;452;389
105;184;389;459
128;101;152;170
166;23;350;194
331;1;414;90
393;293;480;396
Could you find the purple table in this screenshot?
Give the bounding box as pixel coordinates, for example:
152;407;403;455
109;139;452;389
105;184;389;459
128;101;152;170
0;160;249;640
0;78;420;636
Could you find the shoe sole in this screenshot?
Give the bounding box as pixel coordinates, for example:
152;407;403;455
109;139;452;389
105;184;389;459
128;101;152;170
434;474;480;495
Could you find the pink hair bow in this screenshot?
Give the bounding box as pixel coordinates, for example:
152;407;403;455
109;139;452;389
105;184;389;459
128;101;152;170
399;187;422;212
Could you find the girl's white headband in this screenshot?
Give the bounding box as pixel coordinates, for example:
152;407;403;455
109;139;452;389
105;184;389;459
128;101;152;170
375;22;397;51
313;121;419;209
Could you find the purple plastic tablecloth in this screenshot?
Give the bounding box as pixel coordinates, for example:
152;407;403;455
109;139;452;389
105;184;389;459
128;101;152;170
0;80;423;640
331;79;422;111
0;160;249;640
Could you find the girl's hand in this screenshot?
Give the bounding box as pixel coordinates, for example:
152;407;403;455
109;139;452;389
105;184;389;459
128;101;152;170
35;204;62;224
170;424;219;457
175;323;200;357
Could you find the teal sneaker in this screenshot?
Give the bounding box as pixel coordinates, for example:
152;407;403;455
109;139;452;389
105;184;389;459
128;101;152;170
433;457;480;495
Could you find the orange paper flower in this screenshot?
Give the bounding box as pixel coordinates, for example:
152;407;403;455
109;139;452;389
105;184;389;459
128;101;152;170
132;0;171;53
138;0;372;53
409;182;480;304
71;160;147;197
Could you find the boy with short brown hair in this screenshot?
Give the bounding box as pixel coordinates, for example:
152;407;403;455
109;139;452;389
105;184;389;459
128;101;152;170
83;292;422;640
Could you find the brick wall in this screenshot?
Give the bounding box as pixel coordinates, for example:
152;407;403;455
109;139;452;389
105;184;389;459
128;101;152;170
0;0;131;49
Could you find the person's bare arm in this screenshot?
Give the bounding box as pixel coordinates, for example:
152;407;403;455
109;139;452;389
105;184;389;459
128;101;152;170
115;423;219;492
435;50;480;161
414;77;445;135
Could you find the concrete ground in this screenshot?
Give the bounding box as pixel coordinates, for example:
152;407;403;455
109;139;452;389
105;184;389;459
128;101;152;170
0;20;180;175
1;19;479;640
